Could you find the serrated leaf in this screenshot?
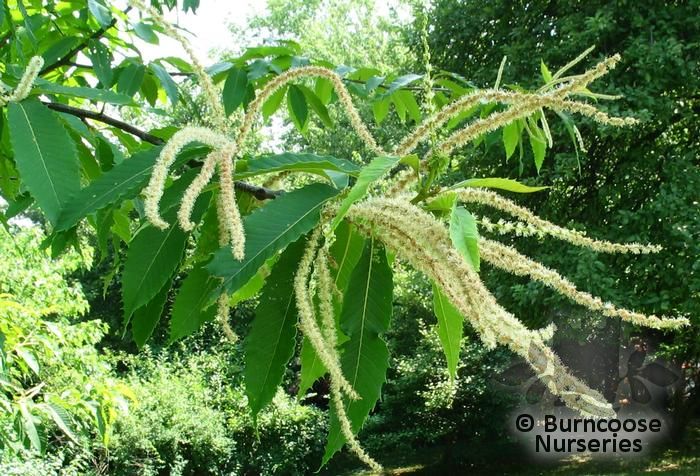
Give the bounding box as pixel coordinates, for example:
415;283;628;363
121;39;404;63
329;155;401;231
287;84;308;132
372;97;390;125
223;67;248;115
395;90;421;123
87;40;113;87
122;174;210;321
262;85;287;120
117;63;145;97
502;120;520;160
529;129;546;172
43;403;77;443
133;21;158;44
19;400;41;452
33;81;133;105
8;100;80;225
15;348;39;375
315;77;333;105
208;183;339;298
150;62;178;105
245;238;306;417
55;145;204;232
169;266;218;342
299;84;333;128
297;337;327;397
380;73;422;97
449;177;548;193
329;221;365;292
323;239;393;464
88;0;112;27
131;279;170;348
229;256;276;306
449;205;479;271
540;60;553;83
236;152;359;180
432;282;463;381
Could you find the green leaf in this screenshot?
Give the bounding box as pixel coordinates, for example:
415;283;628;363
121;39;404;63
33;80;134;105
236;152;359;180
432;282;463;381
223;67;249;115
372;97;390;125
323;239;393;464
449;177;548;193
169;267;218;342
88;0;112;27
540;59;553;83
287;84;308;132
122;174;210;321
131;279;170;348
43;403;78;443
229;256;276;306
329;221;365;292
502;120;521;160
15;348;39;375
298;337;327;397
245;238;306;417
315;77;333;105
299;84;333;128
18;400;41;452
208;183;339;298
262;85;287;121
87;40;113;87
8;100;80;225
395;90;421;123
117;63;145;97
329;155;401;231
150;62;179;105
55;145;204;232
449;205;480;271
529;128;547;172
380;73;422;97
133;22;158;44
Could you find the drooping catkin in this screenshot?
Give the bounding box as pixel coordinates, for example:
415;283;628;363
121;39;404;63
0;56;44;105
479;239;688;329
455;188;661;254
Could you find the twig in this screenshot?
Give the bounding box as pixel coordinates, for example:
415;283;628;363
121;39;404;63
42;101;282;200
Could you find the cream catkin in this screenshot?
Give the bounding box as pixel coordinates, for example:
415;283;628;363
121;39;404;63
346;198;615;418
479;239;689;329
456;188;662;254
0;56;44;105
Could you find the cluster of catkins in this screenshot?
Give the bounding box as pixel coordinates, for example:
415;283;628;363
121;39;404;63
130;3;688;472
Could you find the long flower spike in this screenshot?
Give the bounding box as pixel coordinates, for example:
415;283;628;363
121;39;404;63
479;239;689;329
455;188;661;254
0;56;44;105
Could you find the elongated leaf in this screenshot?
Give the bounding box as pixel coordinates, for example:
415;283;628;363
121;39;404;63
380;73;422;97
18;400;41;452
133;21;158;43
169;266;219;342
372;97;390;124
8;100;79;224
449;205;479;271
262;85;287;120
432;282;463;381
43;403;77;443
87;39;113;87
223;67;249;115
236;152;359;180
329;221;365;292
449;177;548;193
329;155;401;231
502;120;520;160
323;239;393;464
117;63;145;97
131;279;171;348
287;84;308;131
88;0;112;27
208;183;339;298
150;62;178;105
245;238;306;417
122;176;210;321
298;337;327;397
33;81;133;105
55;145;205;231
299;84;332;128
